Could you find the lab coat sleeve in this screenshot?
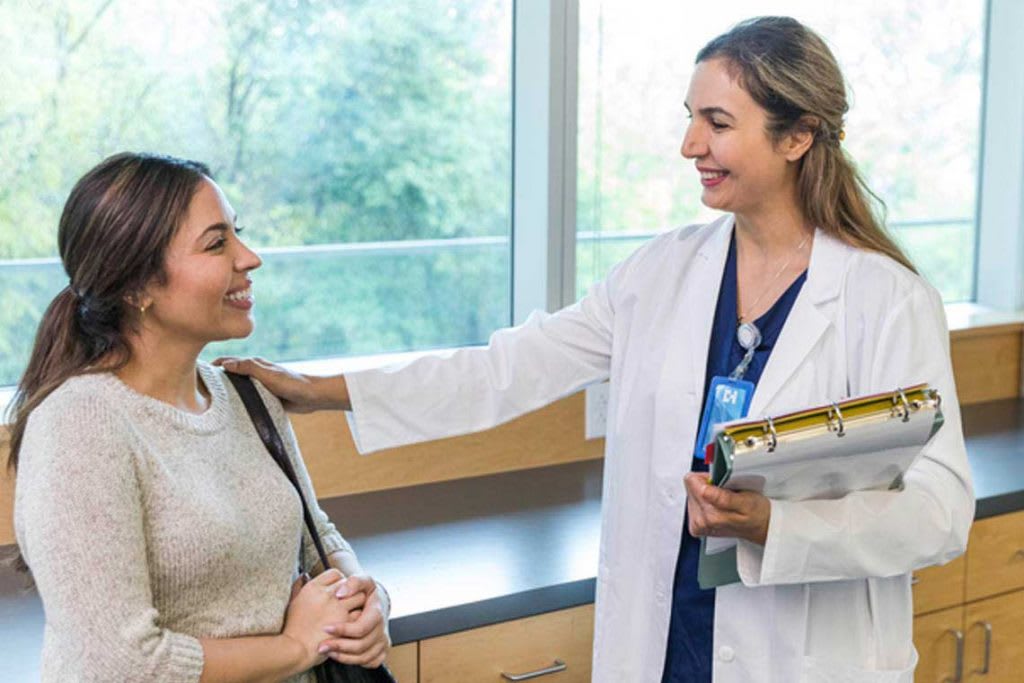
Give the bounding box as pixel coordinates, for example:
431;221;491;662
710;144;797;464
344;268;620;454
736;283;974;585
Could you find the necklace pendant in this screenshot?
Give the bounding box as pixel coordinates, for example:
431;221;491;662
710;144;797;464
736;321;762;351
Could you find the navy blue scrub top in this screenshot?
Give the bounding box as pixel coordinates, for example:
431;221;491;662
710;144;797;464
660;232;807;683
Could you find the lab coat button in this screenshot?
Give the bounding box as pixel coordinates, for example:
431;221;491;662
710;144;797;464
718;646;735;662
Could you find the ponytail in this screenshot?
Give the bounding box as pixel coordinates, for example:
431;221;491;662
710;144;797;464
798;139;917;273
5;286;130;472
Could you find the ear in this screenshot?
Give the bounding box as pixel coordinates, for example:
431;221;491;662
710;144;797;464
125;290;154;314
780;115;818;162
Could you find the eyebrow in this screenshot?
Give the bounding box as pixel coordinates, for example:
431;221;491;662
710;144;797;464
684;103;736;120
196;214;238;241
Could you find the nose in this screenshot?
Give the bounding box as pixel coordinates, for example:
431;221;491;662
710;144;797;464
680;121;706;160
234;238;262;272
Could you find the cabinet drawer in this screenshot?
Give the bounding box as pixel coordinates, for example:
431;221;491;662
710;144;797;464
966;509;1024;602
964;589;1024;681
387;642;418;683
913;555;966;615
913;605;964;683
419;605;594;683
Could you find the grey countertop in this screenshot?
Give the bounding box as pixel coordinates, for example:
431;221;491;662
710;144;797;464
2;397;1023;679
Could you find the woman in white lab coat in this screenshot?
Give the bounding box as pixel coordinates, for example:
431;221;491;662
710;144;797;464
221;16;973;683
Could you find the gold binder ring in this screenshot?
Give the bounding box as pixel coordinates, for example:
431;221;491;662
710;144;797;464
895;387;911;423
829;402;845;437
764;416;778;452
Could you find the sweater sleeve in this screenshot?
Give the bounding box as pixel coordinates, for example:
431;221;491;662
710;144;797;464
14;391;205;682
736;283;974;585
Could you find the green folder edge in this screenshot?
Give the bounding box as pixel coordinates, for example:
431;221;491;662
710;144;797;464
695;402;945;590
697;431;741;589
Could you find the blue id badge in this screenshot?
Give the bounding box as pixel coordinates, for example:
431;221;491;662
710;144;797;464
693;376;755;462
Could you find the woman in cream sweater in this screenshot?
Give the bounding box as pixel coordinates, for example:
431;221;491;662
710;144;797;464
9;152;391;682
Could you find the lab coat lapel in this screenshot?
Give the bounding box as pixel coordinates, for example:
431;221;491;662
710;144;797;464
748;229;846;417
678;215;734;395
650;216;732;476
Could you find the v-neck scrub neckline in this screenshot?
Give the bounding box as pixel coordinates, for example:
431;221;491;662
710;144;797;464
660;230;808;683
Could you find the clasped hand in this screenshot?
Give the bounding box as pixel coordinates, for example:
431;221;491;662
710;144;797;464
683;472;771;546
284;569;390;671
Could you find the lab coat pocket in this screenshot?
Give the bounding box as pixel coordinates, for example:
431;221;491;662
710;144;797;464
798;649;916;683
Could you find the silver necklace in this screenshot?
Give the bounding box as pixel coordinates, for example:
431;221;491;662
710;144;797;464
730;234;810;380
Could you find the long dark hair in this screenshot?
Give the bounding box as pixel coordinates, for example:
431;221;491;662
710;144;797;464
6;153;211;475
697;16;916;272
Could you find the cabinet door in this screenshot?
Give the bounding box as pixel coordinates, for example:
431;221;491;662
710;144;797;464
913;555;967;615
965;509;1024;602
964;590;1024;682
387;642;418;683
419;605;594;683
914;606;964;683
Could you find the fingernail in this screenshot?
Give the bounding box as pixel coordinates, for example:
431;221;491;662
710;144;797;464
324;625;336;635
318;644;329;654
336;579;350;598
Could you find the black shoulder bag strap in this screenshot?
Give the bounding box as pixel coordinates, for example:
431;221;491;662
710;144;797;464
226;371;331;570
225;371;396;683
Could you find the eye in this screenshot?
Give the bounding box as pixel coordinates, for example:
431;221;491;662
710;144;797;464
206;237;227;251
711;119;728;130
234;224;245;235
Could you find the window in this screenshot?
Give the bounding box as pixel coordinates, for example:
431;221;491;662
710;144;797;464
0;1;1003;392
0;0;512;387
576;1;985;302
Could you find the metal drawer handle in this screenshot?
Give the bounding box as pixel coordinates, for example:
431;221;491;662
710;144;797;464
943;628;964;683
911;574;920;585
970;621;992;675
501;659;567;681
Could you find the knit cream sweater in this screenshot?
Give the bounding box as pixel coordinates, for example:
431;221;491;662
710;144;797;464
15;362;360;682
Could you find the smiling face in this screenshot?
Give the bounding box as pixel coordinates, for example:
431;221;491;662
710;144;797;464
139;178;261;347
681;57;808;220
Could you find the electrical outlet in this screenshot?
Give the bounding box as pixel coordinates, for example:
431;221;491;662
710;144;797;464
585;382;610;439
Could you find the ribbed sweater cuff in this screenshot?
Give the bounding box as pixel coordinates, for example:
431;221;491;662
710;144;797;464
161;632;205;683
320;531;351;557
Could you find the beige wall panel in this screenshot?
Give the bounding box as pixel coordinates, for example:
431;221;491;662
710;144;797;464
949;329;1022;405
294;393;604;499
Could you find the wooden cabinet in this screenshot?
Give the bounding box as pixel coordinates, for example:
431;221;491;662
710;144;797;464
914;511;1024;682
963;590;1024;681
913;555;966;615
419;605;594;683
964;509;1024;602
913;606;964;683
387;642;418;683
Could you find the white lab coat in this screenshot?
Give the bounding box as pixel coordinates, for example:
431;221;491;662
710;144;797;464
345;214;974;683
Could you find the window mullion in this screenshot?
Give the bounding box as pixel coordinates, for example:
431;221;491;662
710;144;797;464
511;0;579;323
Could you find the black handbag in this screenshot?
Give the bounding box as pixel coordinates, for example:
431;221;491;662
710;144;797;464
226;372;398;683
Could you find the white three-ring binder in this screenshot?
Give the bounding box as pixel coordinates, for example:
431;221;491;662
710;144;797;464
698;384;944;589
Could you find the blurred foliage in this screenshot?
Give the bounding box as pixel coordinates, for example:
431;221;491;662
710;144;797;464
0;1;985;387
0;0;512;385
